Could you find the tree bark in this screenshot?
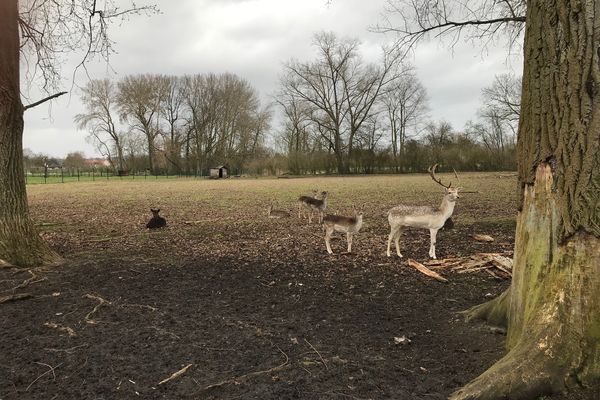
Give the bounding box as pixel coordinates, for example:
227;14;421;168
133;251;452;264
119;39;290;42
0;0;61;267
453;1;600;398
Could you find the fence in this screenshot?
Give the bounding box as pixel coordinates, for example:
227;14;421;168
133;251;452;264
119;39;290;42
25;168;211;185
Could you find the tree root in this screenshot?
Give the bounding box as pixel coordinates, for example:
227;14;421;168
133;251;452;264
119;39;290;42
460;287;509;328
82;294;112;324
204;345;289;390
450;340;567;400
0;293;32;304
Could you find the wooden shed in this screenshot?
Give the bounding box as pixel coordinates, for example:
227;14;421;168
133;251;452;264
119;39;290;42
209;165;228;179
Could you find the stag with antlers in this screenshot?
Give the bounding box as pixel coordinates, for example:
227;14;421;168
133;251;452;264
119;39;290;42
386;164;461;259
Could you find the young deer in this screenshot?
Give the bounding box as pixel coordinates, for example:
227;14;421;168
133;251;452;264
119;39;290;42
297;190;319;219
267;204;291;219
323;205;364;254
146;208;167;229
306;191;328;224
387;165;460;259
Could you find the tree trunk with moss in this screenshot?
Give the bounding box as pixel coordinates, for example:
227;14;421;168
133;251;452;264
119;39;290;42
452;1;600;399
0;0;61;268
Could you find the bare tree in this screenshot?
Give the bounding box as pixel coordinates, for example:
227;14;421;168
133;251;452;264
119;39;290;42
117;74;165;174
382;70;428;172
0;0;156;267
481;73;521;136
376;0;526;52
75;79;126;171
158;75;185;174
281;31;403;174
380;1;600;399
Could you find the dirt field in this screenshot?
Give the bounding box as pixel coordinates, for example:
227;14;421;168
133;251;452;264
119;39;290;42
0;174;595;399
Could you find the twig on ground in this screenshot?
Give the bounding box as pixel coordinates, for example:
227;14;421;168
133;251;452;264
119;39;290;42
0;293;33;304
26;362;63;391
121;303;158;312
158;364;193;385
304;339;328;370
44;344;88;354
83;294;112;323
407;259;449;282
205;345;290;390
44;322;77;337
9;270;47;292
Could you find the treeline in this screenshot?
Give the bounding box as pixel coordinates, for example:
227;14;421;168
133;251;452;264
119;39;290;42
70;31;519;176
76;73;272;175
275;32;519;174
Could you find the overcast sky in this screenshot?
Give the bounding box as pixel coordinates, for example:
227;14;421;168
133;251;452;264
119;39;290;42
22;0;523;158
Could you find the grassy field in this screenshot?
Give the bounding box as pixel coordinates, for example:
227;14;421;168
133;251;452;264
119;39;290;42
1;172;535;400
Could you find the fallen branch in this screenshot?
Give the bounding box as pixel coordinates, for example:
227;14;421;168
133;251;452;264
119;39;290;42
304;339;328;370
0;292;33;304
44;322;77;337
205;346;289;390
83;294;112;324
472;234;495;242
158;364;193;385
10;270;47;292
26;362;63;391
407;259;448;282
44;344;89;354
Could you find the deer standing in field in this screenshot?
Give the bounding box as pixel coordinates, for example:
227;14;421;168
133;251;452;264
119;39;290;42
297;190;319;219
387;165;460;259
323;205;364;254
299;191;328;224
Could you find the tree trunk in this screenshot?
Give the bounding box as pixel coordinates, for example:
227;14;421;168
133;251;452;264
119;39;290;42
455;164;600;399
0;0;61;267
452;1;600;398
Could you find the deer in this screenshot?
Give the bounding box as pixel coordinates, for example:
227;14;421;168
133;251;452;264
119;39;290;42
267;203;291;219
304;191;328;224
387;164;460;259
297;190;319;219
146;208;167;229
323;205;364;254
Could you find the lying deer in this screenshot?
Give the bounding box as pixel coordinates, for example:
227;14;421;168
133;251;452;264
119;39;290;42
323;205;364;254
146;208;167;229
267;204;291;219
387;165;460;259
299;191;328;224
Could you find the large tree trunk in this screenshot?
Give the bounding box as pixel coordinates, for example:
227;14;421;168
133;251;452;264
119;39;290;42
0;0;61;268
452;1;600;398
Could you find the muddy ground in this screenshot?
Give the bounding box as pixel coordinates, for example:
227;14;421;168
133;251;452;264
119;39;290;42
1;175;596;399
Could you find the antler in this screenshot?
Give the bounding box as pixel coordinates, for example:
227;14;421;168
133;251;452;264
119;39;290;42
428;164;452;189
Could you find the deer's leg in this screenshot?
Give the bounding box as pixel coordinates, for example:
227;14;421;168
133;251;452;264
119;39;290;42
346;232;352;253
387;225;402;257
429;228;438;259
308;210;312;224
325;227;334;254
298;203;302;219
394;227;403;258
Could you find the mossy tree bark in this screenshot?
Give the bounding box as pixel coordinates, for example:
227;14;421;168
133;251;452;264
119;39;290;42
0;0;62;268
453;1;600;398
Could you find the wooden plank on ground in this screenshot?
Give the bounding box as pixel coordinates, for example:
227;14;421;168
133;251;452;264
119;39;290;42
407;259;448;282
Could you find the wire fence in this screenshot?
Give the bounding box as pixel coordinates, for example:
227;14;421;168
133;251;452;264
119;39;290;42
25;169;211;185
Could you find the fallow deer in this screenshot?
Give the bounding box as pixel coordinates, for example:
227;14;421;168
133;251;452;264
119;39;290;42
267;204;291;218
146;208;167;229
387;165;460;259
305;191;328;224
297;190;319;219
323;205;364;254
